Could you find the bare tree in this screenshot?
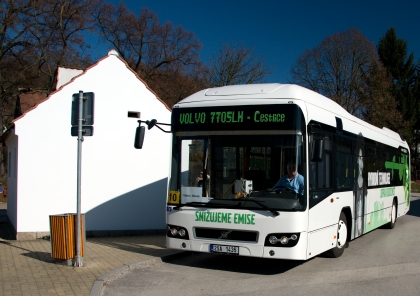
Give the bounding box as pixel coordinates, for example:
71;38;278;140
147;66;208;107
291;28;379;116
93;3;202;87
207;43;271;87
0;0;101;178
290;27;407;133
0;0;100;131
25;0;102;92
0;0;101;106
0;0;37;178
0;0;33;128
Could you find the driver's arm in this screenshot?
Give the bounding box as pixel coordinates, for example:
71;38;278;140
273;178;291;192
273;178;283;191
297;175;305;195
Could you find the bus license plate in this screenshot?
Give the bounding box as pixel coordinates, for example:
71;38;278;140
210;244;239;255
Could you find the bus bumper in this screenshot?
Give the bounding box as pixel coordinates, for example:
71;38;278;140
166;234;308;260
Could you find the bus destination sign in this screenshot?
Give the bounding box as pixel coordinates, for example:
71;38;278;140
179;110;285;125
172;104;303;132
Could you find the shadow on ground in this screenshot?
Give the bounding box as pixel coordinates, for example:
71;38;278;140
0;211;15;240
165;251;309;276
21;251;56;264
87;234;171;257
0;236;56;264
407;199;420;217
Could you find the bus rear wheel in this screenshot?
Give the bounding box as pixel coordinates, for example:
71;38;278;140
384;199;397;229
326;212;348;258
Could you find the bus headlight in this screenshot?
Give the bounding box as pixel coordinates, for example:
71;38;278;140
269;236;278;244
265;233;300;247
280;236;289;244
167;224;189;240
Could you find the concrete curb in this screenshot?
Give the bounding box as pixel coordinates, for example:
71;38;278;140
89;251;189;296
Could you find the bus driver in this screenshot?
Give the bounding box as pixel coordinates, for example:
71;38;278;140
273;161;304;195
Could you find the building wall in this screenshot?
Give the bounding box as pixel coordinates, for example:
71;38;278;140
4;130;18;233
9;53;171;238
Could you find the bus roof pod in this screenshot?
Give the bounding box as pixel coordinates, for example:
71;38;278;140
179;84;344;112
382;127;406;142
204;83;285;96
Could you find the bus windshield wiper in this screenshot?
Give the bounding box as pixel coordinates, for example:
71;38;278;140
173;202;235;210
235;199;279;216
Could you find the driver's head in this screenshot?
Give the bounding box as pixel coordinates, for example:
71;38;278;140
286;161;297;178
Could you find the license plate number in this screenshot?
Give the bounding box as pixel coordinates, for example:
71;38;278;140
210;244;239;254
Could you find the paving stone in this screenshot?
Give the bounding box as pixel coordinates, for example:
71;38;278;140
0;223;180;296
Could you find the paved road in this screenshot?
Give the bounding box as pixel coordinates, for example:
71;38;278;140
102;196;420;296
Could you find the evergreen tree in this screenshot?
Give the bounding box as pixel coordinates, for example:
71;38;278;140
378;27;418;134
378;27;420;179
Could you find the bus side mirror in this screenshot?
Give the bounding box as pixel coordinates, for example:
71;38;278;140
311;138;324;162
134;125;145;149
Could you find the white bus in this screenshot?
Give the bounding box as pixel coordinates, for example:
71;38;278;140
164;83;410;260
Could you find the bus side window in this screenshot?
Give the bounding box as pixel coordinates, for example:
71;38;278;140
310;135;332;190
336;136;353;190
367;146;377;175
309;134;332;207
335;152;353;189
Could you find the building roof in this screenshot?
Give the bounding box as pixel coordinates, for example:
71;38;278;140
12;50;171;124
17;92;48;115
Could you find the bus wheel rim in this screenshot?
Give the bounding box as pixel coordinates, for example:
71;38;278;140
392;204;396;223
337;220;347;249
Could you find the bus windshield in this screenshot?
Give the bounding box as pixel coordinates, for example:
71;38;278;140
169;132;306;211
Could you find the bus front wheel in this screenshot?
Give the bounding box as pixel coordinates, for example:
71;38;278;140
326;212;348;258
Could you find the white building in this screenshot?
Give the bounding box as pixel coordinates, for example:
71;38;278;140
4;50;172;240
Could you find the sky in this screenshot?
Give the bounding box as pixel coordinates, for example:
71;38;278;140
98;0;420;83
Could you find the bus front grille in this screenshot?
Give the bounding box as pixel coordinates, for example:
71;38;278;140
194;228;258;242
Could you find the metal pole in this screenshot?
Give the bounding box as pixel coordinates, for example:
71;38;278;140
75;90;83;267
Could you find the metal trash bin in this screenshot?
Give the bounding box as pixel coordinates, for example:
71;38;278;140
49;213;85;264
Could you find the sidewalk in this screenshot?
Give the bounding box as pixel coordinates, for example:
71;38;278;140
0;210;183;296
